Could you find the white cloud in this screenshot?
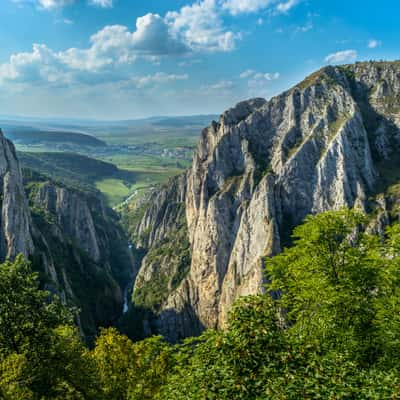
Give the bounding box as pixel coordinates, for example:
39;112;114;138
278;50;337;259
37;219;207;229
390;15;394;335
276;0;299;13
167;0;238;52
2;0;240;87
240;69;279;80
368;39;382;49
201;80;235;94
0;2;235;86
132;72;188;88
209;80;234;89
240;69;255;78
220;0;300;15
16;0;238;52
324;49;357;64
221;0;274;15
0;44;68;85
295;21;313;33
89;0;113;7
240;69;280;97
37;0;74;8
0;15;190;85
2;0;292;89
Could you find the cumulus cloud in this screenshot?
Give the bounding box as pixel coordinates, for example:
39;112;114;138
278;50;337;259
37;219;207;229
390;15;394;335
15;0;239;53
2;0;296;88
324;49;357;64
1;0;247;86
0;44;68;85
368;39;382;49
167;0;238;52
0;16;188;85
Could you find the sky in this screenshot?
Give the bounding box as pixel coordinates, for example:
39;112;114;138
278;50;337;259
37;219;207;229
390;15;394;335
0;0;398;120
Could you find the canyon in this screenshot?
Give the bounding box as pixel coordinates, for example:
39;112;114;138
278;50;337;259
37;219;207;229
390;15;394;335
1;61;400;342
127;61;400;341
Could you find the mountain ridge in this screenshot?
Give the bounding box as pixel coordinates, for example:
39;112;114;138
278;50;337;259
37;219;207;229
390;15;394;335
0;131;134;338
125;60;400;341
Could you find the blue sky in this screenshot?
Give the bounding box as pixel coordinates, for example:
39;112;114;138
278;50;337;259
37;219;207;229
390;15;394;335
0;0;398;119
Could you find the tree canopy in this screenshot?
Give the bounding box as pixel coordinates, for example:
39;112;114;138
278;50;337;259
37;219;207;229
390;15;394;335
2;209;400;399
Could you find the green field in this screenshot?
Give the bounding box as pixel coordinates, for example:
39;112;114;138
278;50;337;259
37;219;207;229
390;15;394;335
95;179;133;205
5;115;212;207
18;151;188;207
95;166;184;206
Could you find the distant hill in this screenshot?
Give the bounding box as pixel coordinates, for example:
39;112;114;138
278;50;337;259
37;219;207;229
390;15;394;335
145;115;218;127
18;152;132;193
3;126;106;147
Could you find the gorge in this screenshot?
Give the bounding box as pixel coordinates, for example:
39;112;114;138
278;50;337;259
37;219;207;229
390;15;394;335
1;60;400;343
124;60;400;341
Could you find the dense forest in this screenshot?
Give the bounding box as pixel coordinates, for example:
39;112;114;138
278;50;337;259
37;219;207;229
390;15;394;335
1;209;400;399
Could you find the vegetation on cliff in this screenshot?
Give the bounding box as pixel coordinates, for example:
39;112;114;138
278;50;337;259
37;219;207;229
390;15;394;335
2;209;400;398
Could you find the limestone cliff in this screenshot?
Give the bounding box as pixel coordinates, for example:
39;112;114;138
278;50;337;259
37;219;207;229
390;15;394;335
127;61;400;341
24;172;135;338
0;129;33;261
0;131;134;338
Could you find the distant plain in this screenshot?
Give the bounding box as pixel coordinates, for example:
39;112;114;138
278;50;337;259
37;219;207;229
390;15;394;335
1;115;216;206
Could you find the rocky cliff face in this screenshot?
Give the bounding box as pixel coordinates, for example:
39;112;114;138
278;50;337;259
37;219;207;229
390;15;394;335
24;174;135;338
0;131;134;338
127;61;400;341
0;130;33;261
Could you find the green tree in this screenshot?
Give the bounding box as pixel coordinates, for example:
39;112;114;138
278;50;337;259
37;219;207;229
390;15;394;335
92;327;171;400
160;209;400;399
0;255;69;356
267;209;383;364
0;256;99;399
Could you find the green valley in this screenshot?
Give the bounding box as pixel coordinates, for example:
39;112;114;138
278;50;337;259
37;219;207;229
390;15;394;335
2;116;207;206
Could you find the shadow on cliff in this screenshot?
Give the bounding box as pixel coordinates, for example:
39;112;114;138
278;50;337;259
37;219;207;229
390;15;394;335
117;303;204;343
278;75;400;248
350;78;400;198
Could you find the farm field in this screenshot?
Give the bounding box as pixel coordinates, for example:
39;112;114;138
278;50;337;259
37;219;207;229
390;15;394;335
4;115;214;206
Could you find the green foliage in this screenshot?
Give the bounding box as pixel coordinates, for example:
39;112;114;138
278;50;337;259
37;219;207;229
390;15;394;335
157;209;400;398
20;152;138;205
267;209;382;363
0;256;99;399
0;255;69;356
25;171;133;339
3;209;400;399
133;209;191;312
92;328;171;400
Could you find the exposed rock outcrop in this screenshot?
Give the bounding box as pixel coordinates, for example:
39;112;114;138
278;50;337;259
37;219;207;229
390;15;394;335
25;175;135;338
0;133;134;338
128;61;400;341
0;129;33;261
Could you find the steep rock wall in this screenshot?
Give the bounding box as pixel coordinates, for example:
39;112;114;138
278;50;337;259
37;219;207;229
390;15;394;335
128;61;400;340
0;130;33;261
